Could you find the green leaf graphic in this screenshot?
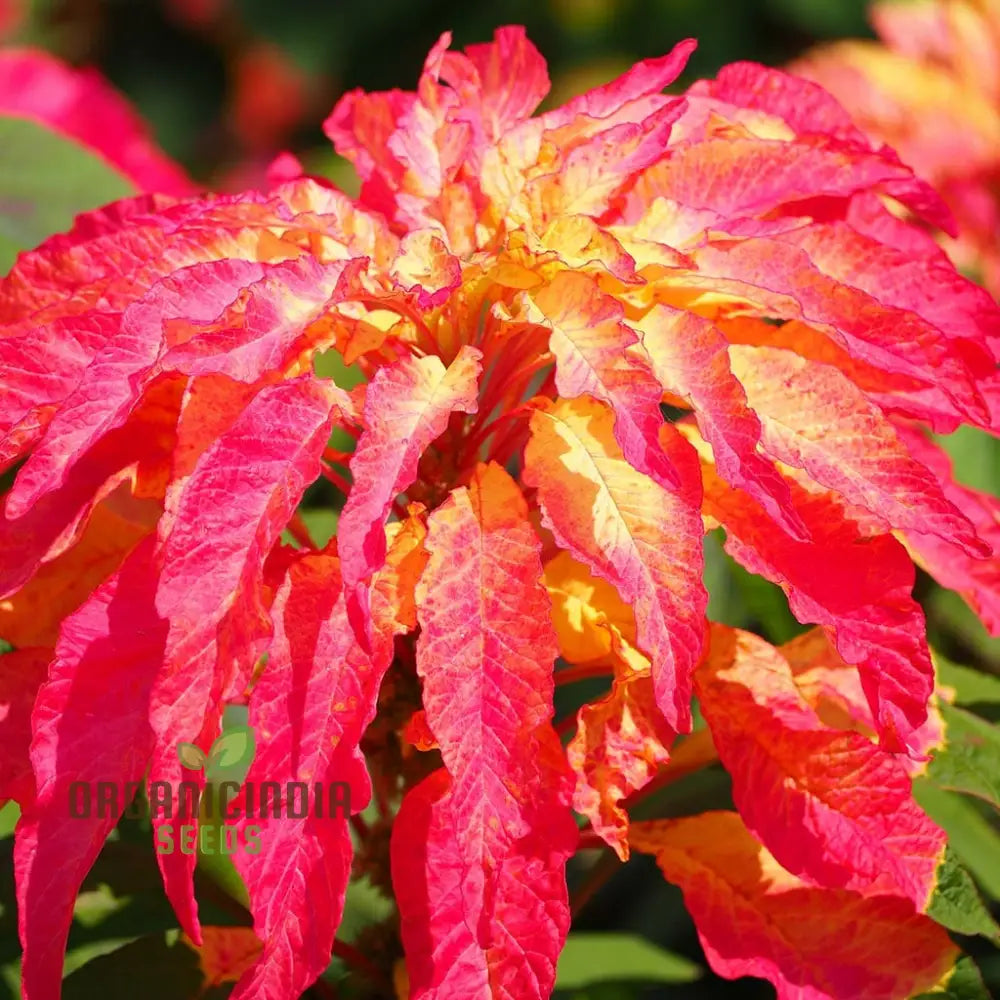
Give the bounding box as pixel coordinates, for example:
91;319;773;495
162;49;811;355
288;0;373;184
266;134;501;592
206;726;256;778
176;743;206;771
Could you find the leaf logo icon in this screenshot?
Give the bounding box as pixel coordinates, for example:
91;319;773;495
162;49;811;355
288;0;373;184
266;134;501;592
208;726;255;770
177;742;206;770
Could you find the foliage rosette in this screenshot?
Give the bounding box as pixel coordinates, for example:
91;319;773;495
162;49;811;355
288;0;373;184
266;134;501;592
1;24;999;1000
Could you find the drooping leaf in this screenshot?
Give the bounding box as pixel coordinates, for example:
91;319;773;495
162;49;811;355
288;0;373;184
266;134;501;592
526;271;679;490
727;344;984;553
779;626;944;767
686;423;935;752
5;256;359;519
568;662;675;860
0;648;51;807
147;376;349;942
631;811;959;1000
15;538;166;1000
696;625;945;907
524;397;707;731
635;305;804;538
397;463;577;998
229;550;389;1000
393;765;576;1000
338;346;481;642
0;489;156;648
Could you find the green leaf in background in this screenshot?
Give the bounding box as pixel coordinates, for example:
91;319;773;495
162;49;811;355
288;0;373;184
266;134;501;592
554;932;700;989
301;507;339;547
937;656;1000;708
764;0;869;37
313;346;366;389
703;529;804;644
926;703;1000;811
914;781;1000;901
0;115;135;274
927;588;1000;668
927;847;1000;944
61;933;203;1000
914;956;992;1000
937;426;1000;496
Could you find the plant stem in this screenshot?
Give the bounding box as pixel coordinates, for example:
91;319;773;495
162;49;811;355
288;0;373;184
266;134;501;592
320;462;352;497
570;847;621;918
350;813;370;841
286;511;315;549
554;712;578;740
554;661;615;687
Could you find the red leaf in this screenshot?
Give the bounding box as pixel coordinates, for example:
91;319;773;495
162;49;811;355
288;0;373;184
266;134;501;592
0;647;51;807
779;627;944;771
687;425;935;752
147;376;346;939
635;304;804;537
5;258;263;517
397;462;577;998
524;397;707;730
527;271;679;489
0;375;185;602
338;346;481;643
685;235;993;424
631;811;958;1000
686;61;954;232
696;625;945;908
539;39;695;128
393;767;576;1000
893;420;1000;635
15;537;165;1000
438;25;550;144
7;256;362;518
231;550;392;999
569;662;675;859
726;343;985;554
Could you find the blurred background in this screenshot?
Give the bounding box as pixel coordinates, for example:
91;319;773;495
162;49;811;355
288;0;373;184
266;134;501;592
2;1;999;998
2;0;876;190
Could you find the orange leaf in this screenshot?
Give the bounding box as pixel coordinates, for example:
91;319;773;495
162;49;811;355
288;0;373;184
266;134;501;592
631;811;958;1000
